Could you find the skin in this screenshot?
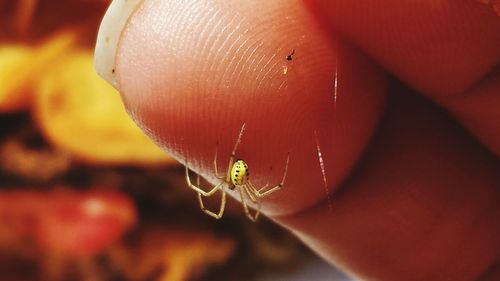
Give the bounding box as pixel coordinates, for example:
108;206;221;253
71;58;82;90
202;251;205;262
110;0;500;280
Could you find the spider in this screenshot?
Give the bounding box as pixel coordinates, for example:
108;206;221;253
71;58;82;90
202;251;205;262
184;123;290;221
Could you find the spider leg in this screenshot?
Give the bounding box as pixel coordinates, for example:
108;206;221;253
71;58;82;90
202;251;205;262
185;159;227;219
232;123;247;155
197;184;226;219
238;185;261;222
243;183;258;203
249;152;290;198
246;181;266;195
185;161;222;196
213;145;225;179
257;183;270;193
252;180;285;198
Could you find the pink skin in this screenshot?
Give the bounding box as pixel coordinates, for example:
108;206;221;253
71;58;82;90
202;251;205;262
111;0;500;280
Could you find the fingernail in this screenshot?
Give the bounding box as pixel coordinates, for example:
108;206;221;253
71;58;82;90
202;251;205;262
94;0;143;89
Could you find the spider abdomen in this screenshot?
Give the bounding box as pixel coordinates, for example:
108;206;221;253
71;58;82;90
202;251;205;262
230;159;249;186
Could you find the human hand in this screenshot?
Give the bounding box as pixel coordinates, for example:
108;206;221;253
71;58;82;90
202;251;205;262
94;0;500;280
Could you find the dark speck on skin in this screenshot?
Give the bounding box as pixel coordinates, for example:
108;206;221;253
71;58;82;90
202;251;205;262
286;49;296;61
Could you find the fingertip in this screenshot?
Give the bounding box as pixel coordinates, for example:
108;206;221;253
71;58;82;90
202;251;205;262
113;0;388;215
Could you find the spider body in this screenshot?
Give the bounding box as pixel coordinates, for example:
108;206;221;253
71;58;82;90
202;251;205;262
230;159;249;186
185;123;290;221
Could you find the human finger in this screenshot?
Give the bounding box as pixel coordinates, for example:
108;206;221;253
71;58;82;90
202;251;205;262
308;0;500;155
94;0;387;216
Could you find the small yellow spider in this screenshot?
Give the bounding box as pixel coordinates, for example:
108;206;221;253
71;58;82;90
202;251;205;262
185;123;290;221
